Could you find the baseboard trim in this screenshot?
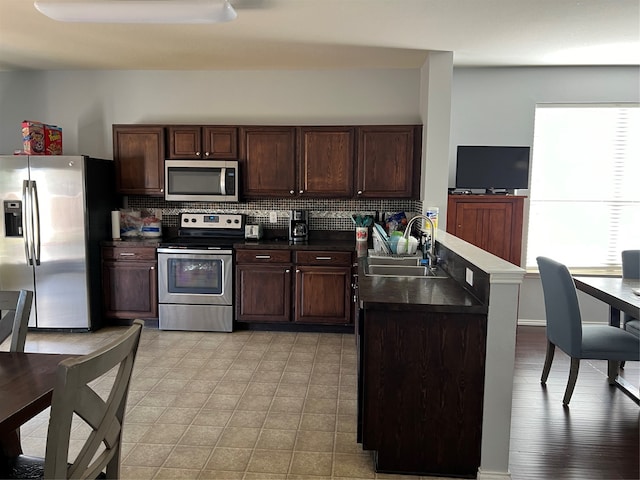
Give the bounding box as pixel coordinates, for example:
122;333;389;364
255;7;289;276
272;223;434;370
477;468;512;480
517;319;546;327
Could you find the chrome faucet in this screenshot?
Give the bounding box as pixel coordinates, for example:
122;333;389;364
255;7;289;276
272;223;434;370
403;214;437;266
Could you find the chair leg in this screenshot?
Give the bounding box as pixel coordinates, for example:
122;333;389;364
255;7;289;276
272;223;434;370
563;357;580;406
607;360;619;384
540;340;555;384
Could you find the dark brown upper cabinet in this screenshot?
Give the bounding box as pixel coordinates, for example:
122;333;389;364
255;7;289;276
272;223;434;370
112;125;165;196
167;125;238;159
239;126;297;198
298;127;355;198
356;125;422;199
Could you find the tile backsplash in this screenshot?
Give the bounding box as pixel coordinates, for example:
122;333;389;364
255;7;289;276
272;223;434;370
126;196;423;230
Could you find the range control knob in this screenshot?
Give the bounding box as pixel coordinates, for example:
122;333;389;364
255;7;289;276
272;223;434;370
226;219;232;224
234;219;239;223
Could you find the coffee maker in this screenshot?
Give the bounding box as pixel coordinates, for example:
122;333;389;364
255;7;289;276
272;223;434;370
289;210;309;243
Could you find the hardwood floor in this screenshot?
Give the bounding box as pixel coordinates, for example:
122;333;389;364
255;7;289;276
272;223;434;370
510;326;639;480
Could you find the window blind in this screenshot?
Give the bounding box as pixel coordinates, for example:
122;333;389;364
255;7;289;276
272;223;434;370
526;104;640;270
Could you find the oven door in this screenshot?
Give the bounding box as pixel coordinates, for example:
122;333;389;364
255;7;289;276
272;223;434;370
158;249;233;305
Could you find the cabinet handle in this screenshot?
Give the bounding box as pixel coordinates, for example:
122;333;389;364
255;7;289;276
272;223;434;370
296;269;300;273
160;188;164;193
315;256;332;260
285;269;290;273
150;266;155;270
357;190;363;195
204;152;210;156
196;151;200;156
255;255;271;259
299;190;303;194
290;190;295;195
119;252;136;256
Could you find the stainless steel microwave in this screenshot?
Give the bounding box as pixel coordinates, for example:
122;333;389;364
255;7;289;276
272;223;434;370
164;160;239;202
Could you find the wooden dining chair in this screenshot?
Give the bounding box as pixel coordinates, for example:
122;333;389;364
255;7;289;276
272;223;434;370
0;290;33;353
537;257;640;405
3;319;144;479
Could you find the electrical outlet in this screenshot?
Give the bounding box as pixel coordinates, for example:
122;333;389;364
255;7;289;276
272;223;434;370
269;211;278;223
465;267;474;286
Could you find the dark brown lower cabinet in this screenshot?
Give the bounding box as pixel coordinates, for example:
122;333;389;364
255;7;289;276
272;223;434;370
294;266;351;323
358;308;487;477
102;246;158;320
235;249;353;325
294;251;352;325
235;249;293;323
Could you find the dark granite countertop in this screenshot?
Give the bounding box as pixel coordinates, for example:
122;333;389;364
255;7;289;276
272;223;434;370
101;238;162;247
357;258;487;314
234;238;358;251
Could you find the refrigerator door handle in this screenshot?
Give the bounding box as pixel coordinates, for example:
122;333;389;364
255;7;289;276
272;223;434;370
31;180;41;266
22;180;33;266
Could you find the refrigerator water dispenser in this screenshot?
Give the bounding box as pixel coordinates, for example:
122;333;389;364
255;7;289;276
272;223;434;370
3;200;22;237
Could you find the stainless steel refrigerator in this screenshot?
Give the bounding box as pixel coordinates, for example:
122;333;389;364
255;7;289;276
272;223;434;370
0;155;115;330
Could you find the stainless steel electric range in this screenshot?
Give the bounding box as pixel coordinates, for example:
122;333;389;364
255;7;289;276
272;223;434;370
157;213;245;332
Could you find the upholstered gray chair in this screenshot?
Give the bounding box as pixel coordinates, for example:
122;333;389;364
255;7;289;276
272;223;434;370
3;319;144;479
621;250;639;337
537;256;640;405
0;290;33;352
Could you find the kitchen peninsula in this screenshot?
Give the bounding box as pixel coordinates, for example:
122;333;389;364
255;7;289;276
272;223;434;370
357;231;524;479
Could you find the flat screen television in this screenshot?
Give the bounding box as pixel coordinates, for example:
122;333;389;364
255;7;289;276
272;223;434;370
455;145;530;193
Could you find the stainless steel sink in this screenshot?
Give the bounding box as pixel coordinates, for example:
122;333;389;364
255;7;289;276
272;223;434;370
364;258;449;278
366;256;423;266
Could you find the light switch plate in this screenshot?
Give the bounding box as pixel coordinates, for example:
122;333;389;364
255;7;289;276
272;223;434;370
269;211;278;223
465;267;474;286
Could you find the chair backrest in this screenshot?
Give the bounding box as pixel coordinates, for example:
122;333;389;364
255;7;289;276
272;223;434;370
536;257;583;357
621;250;640;279
621;250;640;325
0;290;34;352
43;320;144;480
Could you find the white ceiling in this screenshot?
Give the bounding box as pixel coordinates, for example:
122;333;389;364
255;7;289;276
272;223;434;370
1;0;639;71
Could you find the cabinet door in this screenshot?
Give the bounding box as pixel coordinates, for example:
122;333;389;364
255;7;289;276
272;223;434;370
240;126;296;198
203;126;238;159
448;198;523;265
235;264;292;322
295;265;351;324
356;126;419;198
299;127;354;197
113;125;165;195
167;125;202;159
102;261;158;319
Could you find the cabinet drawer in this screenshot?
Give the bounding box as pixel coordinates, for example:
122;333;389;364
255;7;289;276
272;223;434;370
102;246;157;261
236;250;292;264
295;250;352;266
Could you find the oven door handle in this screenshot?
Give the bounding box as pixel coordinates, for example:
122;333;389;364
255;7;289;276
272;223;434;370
157;248;234;255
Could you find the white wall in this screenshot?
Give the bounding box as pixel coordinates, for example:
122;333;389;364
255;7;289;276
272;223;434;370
450;66;640;324
0;69;422;158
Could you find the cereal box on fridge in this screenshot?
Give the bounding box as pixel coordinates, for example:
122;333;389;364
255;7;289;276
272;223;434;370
44;124;63;155
21;121;45;154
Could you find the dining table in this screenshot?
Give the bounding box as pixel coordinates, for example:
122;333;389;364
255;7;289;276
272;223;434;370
0;352;77;459
573;275;640;403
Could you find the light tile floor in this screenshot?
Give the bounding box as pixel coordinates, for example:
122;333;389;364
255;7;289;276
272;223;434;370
6;326;447;480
